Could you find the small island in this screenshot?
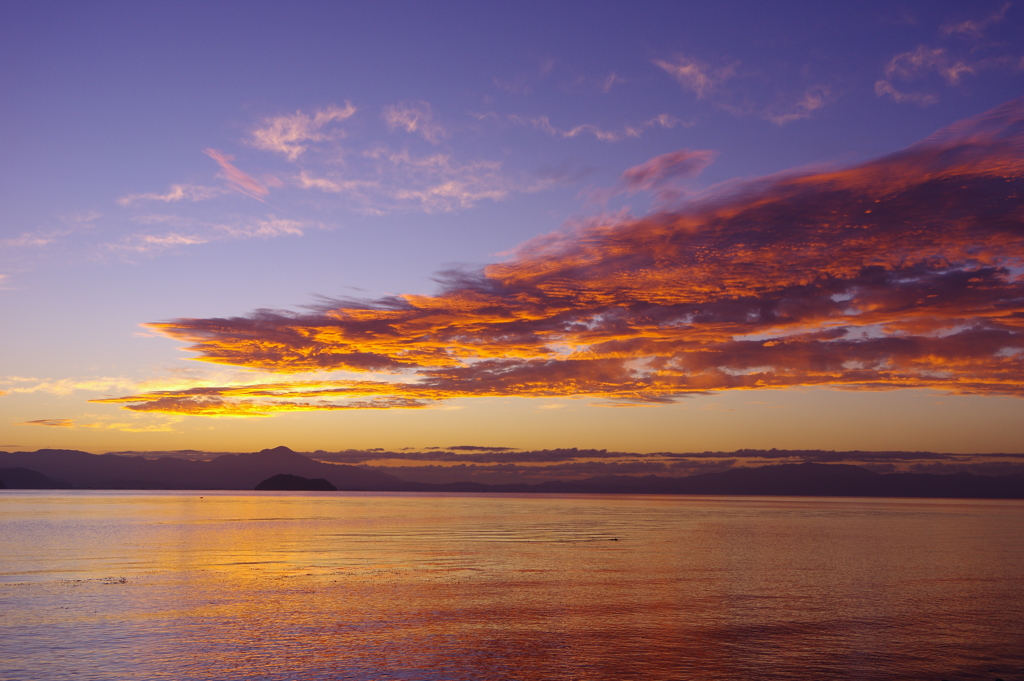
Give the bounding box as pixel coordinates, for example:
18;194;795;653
254;473;338;491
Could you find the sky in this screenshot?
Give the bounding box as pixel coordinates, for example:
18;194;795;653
2;1;1024;468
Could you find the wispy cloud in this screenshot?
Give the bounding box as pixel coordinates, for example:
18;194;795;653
600;72;626;93
591;148;717;205
623;114;692;138
2;231;59;248
877;8;1023;106
117;184;226;206
493;75;533;95
382;101;446;143
249;103;356;161
108;216;308;254
117;108;352;212
59;210;101;227
940;2;1010;38
618;149;717;195
885;45;975;85
214;218;305;239
112;232;210;253
507;114;620;141
203;149;270;200
97;380;431;416
765;86;835;125
16;416;180;433
492;59;556;95
101;99;1024;417
116;104;553;221
653;55;736;98
296;171;379;195
19;419;75;427
495;113;686;143
94;417;183;433
874;80;938;106
295;148;540;213
2;369;308;401
653;55;833;124
3;376;144;396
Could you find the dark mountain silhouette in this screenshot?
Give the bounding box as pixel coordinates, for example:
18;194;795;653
0;446;401;491
0;449;1021;499
0;467;72;489
255;474;338;491
386;462;1024;498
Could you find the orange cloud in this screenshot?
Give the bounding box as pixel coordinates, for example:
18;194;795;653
101;99;1024;417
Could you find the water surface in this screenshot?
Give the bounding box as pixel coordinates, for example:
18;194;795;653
1;491;1022;680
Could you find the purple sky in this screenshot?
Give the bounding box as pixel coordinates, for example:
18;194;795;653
2;1;1023;461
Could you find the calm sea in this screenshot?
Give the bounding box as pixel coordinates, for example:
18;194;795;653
0;491;1021;681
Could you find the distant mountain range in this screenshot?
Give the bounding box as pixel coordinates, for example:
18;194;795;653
0;446;399;490
1;446;1022;499
0;467;72;490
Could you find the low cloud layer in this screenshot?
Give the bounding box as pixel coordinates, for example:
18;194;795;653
98;99;1024;417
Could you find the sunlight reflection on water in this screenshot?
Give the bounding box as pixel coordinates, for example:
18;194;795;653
1;491;1022;680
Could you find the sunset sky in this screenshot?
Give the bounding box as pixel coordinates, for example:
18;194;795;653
3;1;1024;462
